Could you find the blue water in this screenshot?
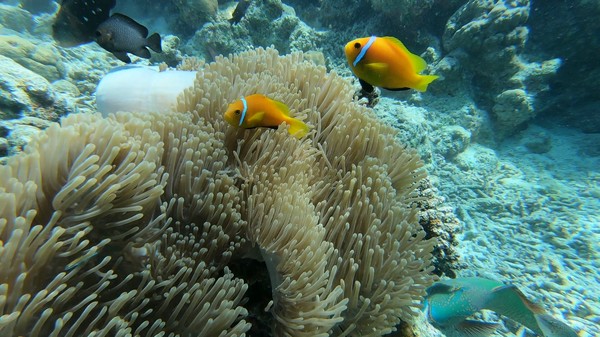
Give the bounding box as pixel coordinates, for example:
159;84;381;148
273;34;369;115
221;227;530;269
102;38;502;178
0;1;598;336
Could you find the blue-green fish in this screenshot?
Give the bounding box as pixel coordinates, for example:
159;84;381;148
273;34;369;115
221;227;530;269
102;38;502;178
424;277;578;337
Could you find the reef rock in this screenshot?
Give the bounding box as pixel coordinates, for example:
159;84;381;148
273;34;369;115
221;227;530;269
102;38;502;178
442;0;561;137
0;55;69;120
437;125;472;159
184;0;325;59
0;34;66;81
0;117;52;157
0;4;34;33
528;1;600;133
150;35;184;67
0;55;73;156
171;0;218;33
370;0;435;18
20;0;55;14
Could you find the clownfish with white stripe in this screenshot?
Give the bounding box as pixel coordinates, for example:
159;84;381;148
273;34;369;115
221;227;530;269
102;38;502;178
344;36;438;93
223;94;309;139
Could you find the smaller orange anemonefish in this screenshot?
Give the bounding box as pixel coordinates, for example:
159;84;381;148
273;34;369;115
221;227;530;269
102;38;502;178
223;94;309;139
344;36;438;93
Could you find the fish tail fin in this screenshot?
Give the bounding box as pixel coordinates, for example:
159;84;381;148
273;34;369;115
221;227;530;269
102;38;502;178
147;33;162;53
415;74;439;92
535;314;579;337
286;118;310;139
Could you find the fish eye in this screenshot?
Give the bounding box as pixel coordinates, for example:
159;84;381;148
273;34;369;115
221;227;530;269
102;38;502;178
234;109;241;115
95;31;101;37
354;42;361;49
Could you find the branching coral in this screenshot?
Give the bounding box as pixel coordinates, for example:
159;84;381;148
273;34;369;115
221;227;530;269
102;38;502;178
1;48;436;336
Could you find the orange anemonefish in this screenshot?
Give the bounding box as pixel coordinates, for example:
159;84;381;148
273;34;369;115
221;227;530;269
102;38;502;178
223;94;310;139
344;36;438;92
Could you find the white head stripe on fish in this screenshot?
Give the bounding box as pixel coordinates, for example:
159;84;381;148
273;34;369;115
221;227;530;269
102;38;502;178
239;97;248;126
353;35;377;67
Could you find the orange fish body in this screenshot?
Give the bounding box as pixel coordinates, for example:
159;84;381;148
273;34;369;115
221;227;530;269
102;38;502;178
344;36;438;92
223;94;309;138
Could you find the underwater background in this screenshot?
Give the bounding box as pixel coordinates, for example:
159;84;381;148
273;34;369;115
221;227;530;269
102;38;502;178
0;0;598;336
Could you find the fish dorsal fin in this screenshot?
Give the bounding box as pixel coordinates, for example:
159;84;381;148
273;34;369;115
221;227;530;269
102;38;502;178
485;284;545;336
456;320;500;337
382;36;428;72
426;282;456;296
268;98;291;116
111;13;149;37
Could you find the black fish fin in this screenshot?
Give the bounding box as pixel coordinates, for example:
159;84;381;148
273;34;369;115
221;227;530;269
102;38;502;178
110;13;149;37
132;47;151;59
147;33;162;53
456;320;499;337
112;51;131;63
383;87;410;91
357;78;379;107
358;78;374;94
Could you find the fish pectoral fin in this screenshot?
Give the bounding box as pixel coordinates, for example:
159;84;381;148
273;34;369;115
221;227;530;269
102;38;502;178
132;47;151;59
247;111;265;125
112;52;132;63
364;62;389;73
456;319;499;337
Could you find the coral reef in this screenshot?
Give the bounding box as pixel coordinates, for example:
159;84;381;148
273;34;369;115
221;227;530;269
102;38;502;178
20;0;55;14
369;0;435;18
0;48;437;336
184;0;323;60
0;55;74;157
171;0;218;33
0;4;35;33
0;55;68;121
440;0;561;137
528;0;600;133
0;35;66;82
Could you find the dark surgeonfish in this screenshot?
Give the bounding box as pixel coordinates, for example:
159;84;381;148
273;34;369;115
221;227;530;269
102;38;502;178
52;0;116;47
94;14;162;63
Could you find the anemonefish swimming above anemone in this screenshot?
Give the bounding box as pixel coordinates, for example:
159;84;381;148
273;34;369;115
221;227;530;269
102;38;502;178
223;94;310;139
344;36;438;94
